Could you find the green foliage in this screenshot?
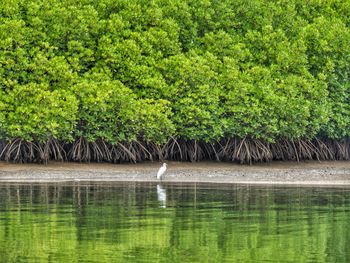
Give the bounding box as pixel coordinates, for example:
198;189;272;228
0;84;78;142
133;99;175;143
301;16;350;138
0;89;5;138
161;52;225;141
73;78;174;144
73;79;135;143
0;0;349;147
222;66;329;141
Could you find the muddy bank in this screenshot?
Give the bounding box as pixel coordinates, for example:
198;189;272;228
1;161;350;185
2;160;350;185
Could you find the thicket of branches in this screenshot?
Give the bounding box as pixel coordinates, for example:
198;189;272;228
0;0;350;163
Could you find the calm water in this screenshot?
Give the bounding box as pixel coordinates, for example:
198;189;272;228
0;182;349;262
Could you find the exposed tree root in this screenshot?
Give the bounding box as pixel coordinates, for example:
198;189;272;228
1;137;350;164
0;138;48;163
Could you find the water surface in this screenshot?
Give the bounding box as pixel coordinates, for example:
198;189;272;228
0;182;349;262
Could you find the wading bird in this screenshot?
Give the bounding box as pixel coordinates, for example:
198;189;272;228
157;163;167;180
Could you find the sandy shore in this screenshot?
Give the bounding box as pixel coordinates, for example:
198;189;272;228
1;160;350;186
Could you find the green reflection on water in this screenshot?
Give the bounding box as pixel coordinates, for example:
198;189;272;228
0;183;349;262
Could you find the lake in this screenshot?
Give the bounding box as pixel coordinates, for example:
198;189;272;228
0;182;349;262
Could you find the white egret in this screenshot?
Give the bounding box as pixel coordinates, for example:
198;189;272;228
157;163;167;180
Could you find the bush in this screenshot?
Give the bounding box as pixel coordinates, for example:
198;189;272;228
0;0;350;163
0;83;78;142
73;78;174;144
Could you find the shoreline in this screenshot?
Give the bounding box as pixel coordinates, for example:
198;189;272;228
1;160;350;186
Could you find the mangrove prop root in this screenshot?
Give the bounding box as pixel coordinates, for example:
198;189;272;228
0;138;350;164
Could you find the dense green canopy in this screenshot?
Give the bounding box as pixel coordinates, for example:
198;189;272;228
0;0;349;162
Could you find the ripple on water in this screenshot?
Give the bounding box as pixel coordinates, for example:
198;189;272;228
0;183;349;262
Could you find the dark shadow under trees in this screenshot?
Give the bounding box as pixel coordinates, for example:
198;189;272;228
1;137;349;164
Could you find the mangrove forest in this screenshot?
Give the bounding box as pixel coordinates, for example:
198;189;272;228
0;0;350;163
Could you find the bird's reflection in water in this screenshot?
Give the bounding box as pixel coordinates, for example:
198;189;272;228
157;184;167;208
